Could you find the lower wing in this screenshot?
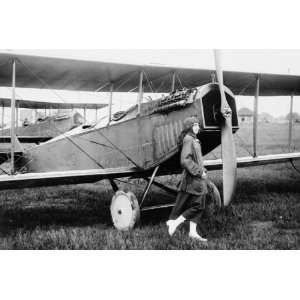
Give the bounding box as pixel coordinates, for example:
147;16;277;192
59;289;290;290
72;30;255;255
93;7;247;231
0;152;299;191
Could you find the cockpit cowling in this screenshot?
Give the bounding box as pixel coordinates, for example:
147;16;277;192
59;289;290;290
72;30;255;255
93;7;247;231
196;83;239;130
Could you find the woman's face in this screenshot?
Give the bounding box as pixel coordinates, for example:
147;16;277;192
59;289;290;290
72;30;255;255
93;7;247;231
192;123;200;135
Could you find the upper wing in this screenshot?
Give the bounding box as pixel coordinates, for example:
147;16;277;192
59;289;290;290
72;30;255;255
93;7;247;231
1;51;300;95
0;97;107;109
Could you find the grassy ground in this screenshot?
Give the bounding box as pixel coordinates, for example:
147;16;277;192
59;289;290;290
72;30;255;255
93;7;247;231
0;122;299;249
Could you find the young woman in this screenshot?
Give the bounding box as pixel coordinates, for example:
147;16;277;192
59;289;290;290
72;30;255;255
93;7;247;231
166;116;209;242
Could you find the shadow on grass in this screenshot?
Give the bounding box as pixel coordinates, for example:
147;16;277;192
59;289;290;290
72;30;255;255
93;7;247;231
141;204;243;241
0;162;299;240
0;185;242;242
0;186;113;234
0;185;175;234
0;205;112;234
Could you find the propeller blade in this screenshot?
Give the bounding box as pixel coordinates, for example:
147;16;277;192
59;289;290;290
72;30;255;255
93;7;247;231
214;50;237;206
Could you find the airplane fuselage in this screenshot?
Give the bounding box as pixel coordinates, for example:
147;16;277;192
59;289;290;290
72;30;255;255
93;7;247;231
1;114;80;139
17;83;238;175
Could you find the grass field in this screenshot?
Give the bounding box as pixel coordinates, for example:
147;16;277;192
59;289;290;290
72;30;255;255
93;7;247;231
0;122;299;249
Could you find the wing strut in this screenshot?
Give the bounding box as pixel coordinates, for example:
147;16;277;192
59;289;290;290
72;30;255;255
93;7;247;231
108;83;113;124
137;71;143;116
139;166;159;208
144;178;177;196
10;59;16;175
253;75;260;157
83;106;87;123
171;71;176;92
1;104;4;136
16;101;19;135
288;95;294;152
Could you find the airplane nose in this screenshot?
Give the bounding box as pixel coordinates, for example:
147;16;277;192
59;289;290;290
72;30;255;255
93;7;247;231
214;50;237;206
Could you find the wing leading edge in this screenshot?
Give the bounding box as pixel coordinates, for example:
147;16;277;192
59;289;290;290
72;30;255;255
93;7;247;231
0;152;299;191
1;52;300;95
0;98;107;109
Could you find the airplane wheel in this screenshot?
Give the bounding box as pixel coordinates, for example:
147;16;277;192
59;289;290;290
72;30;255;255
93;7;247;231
110;190;140;231
206;180;222;214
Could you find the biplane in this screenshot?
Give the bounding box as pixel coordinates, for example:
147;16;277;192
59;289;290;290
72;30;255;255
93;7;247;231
0;93;107;141
0;50;299;230
0;93;107;166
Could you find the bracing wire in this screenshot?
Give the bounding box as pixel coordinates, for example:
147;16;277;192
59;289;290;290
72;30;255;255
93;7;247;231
115;71;139;91
290;159;300;176
143;71;155;93
8;58;149;191
234;77;282;156
16;58;70;105
95;130;143;169
210;150;219;160
176;74;184;89
13;59;112;171
234;133;254;156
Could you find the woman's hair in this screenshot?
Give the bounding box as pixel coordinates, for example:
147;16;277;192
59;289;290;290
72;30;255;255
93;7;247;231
177;116;199;149
177;127;192;148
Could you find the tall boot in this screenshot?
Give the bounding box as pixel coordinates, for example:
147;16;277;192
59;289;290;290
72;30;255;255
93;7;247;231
189;221;207;242
166;215;186;236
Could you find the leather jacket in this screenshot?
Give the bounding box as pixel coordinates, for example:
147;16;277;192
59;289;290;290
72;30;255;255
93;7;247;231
178;133;208;195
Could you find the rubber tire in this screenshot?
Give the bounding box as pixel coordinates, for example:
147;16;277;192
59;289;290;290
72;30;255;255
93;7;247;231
205;180;222;215
110;190;140;231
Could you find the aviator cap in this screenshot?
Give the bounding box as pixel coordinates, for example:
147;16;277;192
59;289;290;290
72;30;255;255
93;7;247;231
183;116;199;130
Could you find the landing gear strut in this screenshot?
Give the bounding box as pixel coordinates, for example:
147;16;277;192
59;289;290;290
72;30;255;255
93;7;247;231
110;166;161;231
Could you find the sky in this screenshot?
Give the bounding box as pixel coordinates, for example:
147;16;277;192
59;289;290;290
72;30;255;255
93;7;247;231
9;49;300;74
1;49;300;119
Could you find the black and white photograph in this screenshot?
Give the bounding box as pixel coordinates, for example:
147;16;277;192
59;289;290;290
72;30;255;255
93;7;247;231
1;1;299;299
0;49;299;250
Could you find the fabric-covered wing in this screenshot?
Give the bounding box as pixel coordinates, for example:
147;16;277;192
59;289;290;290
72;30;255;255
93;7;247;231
0;97;107;109
205;152;300;170
0;167;140;191
0;153;299;191
1;51;300;95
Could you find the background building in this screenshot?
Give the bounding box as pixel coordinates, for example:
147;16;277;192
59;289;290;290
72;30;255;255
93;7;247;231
238;107;253;123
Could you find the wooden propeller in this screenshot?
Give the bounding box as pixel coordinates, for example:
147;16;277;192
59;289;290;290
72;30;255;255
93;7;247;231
214;50;237;206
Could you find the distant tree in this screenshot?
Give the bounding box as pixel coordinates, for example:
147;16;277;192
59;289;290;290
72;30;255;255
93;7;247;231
238;107;253;116
286;112;300;122
259;112;274;123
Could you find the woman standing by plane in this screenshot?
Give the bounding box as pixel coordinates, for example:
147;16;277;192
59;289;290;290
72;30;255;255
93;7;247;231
166;116;210;242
